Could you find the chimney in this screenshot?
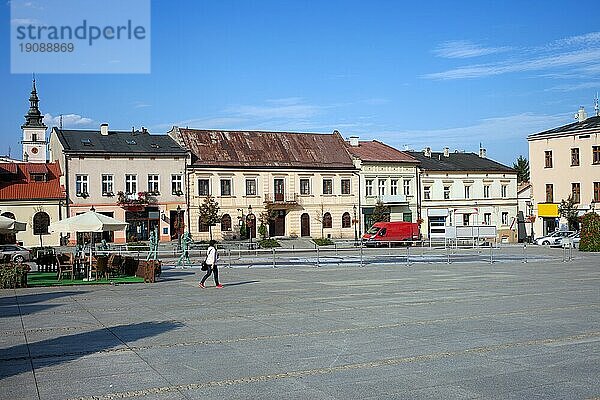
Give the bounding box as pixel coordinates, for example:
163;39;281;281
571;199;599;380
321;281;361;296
479;147;487;158
443;147;449;157
424;147;432;158
100;123;109;136
349;136;359;147
574;106;587;122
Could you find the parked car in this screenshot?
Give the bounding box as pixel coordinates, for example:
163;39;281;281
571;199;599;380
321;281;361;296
0;244;31;263
554;232;580;248
362;221;420;246
533;230;575;245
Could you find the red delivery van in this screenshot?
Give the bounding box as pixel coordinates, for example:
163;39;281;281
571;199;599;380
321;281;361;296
362;221;420;246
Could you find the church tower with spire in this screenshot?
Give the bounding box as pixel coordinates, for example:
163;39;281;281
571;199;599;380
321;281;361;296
21;78;48;163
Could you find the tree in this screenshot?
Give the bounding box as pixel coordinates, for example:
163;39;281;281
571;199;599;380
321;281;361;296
579;212;600;252
371;201;390;225
558;196;579;231
258;209;275;240
513;155;530;184
198;195;220;240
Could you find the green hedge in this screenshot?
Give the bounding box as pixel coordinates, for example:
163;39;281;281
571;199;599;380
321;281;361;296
579;212;600;252
0;264;29;288
259;239;281;248
313;238;334;246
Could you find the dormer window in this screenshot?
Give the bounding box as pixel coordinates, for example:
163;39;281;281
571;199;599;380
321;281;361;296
31;173;46;182
81;138;92;146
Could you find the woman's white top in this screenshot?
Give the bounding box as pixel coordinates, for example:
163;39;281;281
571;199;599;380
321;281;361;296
206;246;217;265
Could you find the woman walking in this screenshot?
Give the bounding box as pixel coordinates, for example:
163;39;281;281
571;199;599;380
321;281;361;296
199;240;223;288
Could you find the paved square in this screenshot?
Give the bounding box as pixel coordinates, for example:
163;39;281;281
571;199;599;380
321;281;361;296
1;248;599;399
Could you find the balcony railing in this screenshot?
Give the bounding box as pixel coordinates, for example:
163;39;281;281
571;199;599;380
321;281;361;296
264;193;300;205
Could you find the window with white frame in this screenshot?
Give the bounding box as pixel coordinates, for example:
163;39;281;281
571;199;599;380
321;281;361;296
483;185;490;198
501;212;509;225
300;178;310;195
378;179;386;196
148;174;159;194
443;185;451;200
341;179;351;195
220;179;232;196
390;179;398;196
464;185;470;199
365;179;373;196
403;179;410;196
323;178;333;195
424;185;431;200
245;178;257;196
76;174;89;195
484;213;491;225
125;174;137;195
101;174;113;196
171;174;183;195
501;185;508;198
198;179;210;196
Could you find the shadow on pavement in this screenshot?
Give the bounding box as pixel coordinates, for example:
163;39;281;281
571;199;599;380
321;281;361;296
0;291;86;318
0;321;183;379
221;280;260;287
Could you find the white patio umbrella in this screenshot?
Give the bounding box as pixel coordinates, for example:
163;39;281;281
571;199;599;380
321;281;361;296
0;215;27;234
49;210;128;279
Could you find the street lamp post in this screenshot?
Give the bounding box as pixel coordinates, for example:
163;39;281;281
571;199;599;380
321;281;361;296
247;205;254;249
176;205;182;250
527;200;535;243
353;204;358;246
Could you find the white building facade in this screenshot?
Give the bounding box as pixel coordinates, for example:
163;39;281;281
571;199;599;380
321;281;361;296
409;148;518;242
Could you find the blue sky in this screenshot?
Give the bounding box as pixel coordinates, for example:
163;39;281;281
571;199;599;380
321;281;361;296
2;0;599;165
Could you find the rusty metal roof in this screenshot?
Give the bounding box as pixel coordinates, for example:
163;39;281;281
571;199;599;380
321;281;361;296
175;129;356;169
345;140;418;163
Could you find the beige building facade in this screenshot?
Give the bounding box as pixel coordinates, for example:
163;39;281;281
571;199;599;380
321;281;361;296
344;138;419;232
49;125;189;244
170;128;359;241
528;107;600;236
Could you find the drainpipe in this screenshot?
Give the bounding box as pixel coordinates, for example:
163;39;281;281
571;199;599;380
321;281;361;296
64;154;70;217
352;170;362;236
185;154;191;233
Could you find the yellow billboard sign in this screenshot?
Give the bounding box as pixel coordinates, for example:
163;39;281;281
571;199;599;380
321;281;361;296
537;203;559;218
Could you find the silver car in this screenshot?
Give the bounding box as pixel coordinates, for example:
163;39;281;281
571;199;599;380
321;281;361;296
534;231;574;245
0;245;31;263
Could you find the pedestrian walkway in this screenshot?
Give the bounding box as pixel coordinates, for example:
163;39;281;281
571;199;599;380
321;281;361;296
1;251;599;399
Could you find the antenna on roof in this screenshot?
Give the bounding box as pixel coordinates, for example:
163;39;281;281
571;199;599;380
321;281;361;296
59;114;63;129
595;93;599;117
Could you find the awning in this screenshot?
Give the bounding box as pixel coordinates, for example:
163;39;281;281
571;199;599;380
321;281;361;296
537;203;559;218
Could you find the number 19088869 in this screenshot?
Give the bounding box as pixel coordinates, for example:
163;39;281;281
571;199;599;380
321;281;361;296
20;43;74;52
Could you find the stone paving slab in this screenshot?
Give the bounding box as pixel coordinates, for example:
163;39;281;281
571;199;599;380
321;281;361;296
1;250;599;399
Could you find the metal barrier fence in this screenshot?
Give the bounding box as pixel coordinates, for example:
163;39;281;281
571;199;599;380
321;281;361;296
89;240;571;269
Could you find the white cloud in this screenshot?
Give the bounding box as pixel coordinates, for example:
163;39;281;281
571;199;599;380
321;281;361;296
425;32;600;80
433;40;510;59
424;48;600;80
43;113;94;128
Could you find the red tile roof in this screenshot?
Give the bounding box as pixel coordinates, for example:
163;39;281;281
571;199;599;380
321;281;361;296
345;140;418;163
175;129;355;169
0;163;18;175
0;162;65;200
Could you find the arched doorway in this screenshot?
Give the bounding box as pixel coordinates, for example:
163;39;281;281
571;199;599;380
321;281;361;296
301;213;310;237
